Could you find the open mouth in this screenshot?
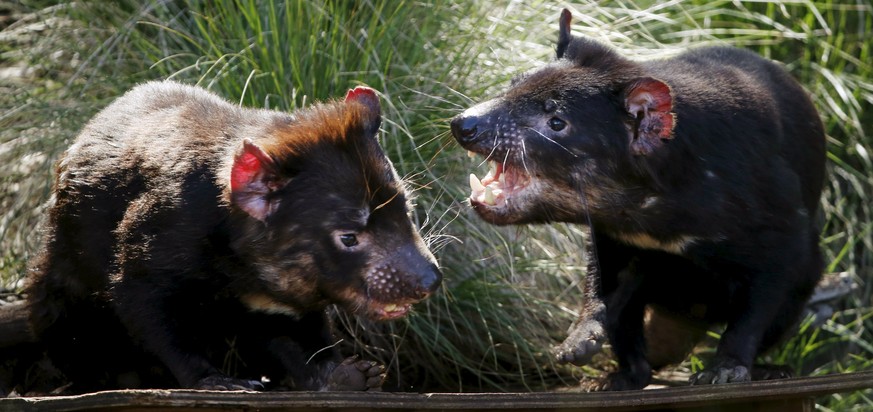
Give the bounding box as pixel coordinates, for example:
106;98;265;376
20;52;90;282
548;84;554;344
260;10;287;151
371;302;412;320
343;288;419;321
467;151;531;208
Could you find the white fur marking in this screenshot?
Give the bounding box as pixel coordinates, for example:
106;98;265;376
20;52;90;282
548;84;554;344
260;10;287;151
241;293;299;316
616;233;697;255
642;196;658;209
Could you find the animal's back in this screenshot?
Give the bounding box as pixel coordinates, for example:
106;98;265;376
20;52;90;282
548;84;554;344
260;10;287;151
26;82;254;363
58;82;251;196
649;46;826;212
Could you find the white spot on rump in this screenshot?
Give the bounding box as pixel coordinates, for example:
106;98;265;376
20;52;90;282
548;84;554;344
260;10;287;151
615;232;697;255
642;196;658;209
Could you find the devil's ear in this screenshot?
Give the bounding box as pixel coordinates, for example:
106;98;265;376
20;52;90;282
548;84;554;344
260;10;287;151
230;139;286;221
345;86;381;136
557;9;572;59
624;77;676;156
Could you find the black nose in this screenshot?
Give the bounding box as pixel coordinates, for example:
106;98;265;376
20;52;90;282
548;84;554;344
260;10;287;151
420;264;442;296
450;115;479;144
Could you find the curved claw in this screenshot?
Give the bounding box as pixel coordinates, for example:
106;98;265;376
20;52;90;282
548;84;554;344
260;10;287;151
553;319;606;366
689;365;750;385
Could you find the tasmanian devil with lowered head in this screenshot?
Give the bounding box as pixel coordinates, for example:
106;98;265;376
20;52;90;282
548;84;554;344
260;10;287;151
451;9;826;390
25;81;441;392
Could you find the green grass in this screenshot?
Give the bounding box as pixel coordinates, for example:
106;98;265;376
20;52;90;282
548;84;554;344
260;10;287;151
1;0;871;408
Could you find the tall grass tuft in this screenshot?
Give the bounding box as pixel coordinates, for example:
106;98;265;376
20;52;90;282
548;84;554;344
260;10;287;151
1;0;871;407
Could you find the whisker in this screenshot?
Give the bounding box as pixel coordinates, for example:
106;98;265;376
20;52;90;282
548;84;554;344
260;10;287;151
520;138;530;176
416;129;450;152
527;127;577;157
481;114;509;162
484;130;500;164
398;80;476;107
502;148;511;170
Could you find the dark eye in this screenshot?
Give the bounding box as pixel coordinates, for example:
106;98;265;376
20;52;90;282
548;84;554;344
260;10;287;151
548;117;567;131
339;234;358;247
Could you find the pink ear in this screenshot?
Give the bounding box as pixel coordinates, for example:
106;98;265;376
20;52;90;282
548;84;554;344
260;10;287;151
344;86;381;134
625;77;675;156
557;9;572;59
230;139;281;221
345;86;378;105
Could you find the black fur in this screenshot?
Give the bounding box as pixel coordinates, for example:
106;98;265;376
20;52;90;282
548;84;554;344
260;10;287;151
26;81;441;393
451;10;825;390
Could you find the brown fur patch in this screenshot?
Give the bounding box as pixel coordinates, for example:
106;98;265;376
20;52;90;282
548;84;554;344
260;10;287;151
260;100;374;159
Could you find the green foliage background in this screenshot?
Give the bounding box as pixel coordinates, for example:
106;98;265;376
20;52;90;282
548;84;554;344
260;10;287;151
1;0;870;407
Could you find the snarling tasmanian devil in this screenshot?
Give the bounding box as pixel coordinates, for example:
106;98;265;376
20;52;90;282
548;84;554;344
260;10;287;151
25;81;441;392
451;9;825;390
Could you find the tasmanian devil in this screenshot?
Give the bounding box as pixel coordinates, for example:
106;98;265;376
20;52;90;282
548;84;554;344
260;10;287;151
25;81;441;392
451;9;825;390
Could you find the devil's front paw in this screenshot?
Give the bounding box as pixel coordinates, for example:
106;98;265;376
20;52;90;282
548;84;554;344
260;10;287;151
554;318;606;366
689;362;750;385
193;374;264;391
327;356;386;391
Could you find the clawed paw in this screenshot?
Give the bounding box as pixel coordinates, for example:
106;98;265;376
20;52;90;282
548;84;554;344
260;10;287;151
327;355;386;391
553;319;606;366
689;364;750;385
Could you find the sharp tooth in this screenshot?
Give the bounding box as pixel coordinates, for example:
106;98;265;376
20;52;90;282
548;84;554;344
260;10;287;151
499;171;506;186
467;150;477;159
489;161;497;176
484;187;496;205
384;304;397;312
470;173;485;191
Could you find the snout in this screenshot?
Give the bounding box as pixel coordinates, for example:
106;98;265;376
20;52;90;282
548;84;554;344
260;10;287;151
415;262;442;300
364;244;442;320
450;114;480;145
392;243;442;300
367;263;443;320
451;99;500;146
392;246;443;301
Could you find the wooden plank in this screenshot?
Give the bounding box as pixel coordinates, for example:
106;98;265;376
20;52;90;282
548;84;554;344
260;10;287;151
1;371;869;412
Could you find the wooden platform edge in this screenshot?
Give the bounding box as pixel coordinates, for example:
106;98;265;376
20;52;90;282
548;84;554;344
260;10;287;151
1;370;870;412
